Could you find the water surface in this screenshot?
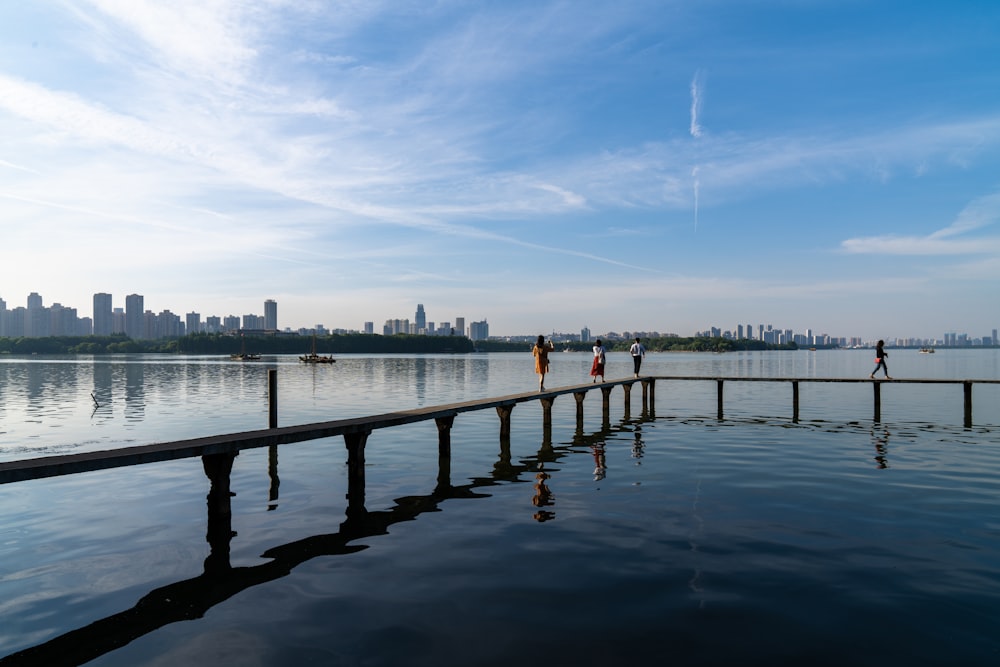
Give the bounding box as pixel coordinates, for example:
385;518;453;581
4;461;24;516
1;350;998;665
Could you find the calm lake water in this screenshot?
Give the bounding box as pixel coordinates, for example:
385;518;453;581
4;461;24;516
1;350;999;665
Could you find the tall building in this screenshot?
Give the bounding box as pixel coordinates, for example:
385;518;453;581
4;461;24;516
125;294;144;339
25;292;47;338
364;321;374;334
93;293;113;335
0;296;6;337
415;304;426;332
455;317;465;337
469;319;489;341
186;312;201;335
581;326;591;342
112;308;125;334
264;299;277;330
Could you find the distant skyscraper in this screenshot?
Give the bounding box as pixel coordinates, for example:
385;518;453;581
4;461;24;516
469;319;489;341
455;317;465;337
93;293;113;335
581;327;591;342
25;292;46;338
125;294;144;339
415;304;426;331
264;299;277;330
186;312;201;335
112;308;125;334
0;296;6;337
364;321;374;335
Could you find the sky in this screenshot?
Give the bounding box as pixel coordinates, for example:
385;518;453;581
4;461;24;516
1;1;999;341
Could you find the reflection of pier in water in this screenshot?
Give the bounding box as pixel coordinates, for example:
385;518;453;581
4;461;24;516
0;382;655;666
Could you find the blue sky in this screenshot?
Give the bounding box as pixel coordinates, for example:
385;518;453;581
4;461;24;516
1;1;999;340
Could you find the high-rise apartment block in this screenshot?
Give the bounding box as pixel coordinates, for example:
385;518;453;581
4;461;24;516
264;299;277;331
469;319;489;341
125;294;144;339
93;293;113;335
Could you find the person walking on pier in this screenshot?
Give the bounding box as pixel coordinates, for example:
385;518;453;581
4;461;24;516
533;335;554;391
870;340;891;379
590;339;606;383
629;337;646;378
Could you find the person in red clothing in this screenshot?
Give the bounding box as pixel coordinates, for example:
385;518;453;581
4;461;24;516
590;339;606;383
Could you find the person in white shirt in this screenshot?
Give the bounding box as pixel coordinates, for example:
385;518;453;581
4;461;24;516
629;337;646;378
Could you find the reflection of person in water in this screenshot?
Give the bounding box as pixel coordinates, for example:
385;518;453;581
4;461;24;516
631;429;645;464
871;427;890;469
532;465;555;522
592;443;607;481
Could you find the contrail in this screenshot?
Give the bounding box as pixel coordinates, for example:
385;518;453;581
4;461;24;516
690;70;704;138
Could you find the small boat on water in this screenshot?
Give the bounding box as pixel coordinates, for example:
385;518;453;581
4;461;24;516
230;336;261;361
919;348;936;354
300;335;336;364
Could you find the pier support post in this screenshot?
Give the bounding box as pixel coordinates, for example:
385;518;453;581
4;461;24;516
268;369;278;429
873;382;881;423
540;397;555;428
435;415;455;459
640;379;651;412
573;392;586;428
600;386;612;424
344;431;370;515
717;380;724;420
623;383;633;413
792;381;800;423
202;451;237;573
267;445;279;510
434;416;454;493
963;382;973;428
496;404;514;439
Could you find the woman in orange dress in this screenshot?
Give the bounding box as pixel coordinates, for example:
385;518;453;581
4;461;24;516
532;335;554;391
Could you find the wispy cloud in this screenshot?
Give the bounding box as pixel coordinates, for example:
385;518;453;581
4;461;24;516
842;192;1000;255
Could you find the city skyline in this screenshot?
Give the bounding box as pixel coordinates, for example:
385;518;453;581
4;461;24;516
0;290;994;347
2;3;1000;340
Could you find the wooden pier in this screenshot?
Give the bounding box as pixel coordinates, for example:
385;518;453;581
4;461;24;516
1;374;997;486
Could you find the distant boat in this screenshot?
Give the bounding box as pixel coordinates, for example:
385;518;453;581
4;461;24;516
919;348;935;354
230;336;261;361
300;335;336;364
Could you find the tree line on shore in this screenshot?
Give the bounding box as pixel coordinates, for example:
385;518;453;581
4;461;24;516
474;337;800;352
0;333;476;355
0;333;809;355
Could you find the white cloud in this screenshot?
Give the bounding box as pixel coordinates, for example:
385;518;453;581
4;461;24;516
842;191;1000;255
